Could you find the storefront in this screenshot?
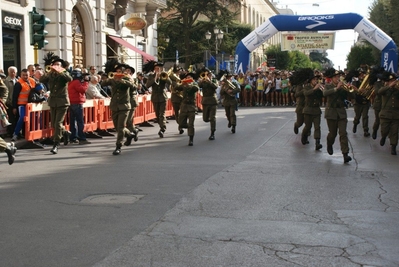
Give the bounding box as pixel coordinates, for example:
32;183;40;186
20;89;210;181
2;10;23;72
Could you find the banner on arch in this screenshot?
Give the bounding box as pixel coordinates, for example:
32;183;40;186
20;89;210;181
281;32;336;51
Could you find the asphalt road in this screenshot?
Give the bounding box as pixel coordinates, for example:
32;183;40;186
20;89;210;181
1;106;398;267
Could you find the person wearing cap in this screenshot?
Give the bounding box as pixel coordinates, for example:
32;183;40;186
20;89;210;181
175;72;199;146
40;57;73;154
169;64;184;134
101;62;136;155
301;71;324;150
352;69;371;137
144;61;171;138
323;67;356;163
123;64;139;144
198;68;218;140
11;68;37;141
28;83;47;103
377;72;399;155
370;67;386;139
220;72;241;134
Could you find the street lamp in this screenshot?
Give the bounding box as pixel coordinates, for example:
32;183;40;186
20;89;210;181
205;26;224;74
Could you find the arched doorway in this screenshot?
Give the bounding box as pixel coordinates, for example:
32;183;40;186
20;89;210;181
72;7;85;68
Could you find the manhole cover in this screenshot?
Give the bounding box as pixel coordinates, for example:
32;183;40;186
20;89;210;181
81;194;144;204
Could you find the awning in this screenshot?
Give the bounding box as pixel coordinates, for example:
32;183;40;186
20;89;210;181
108;35;155;62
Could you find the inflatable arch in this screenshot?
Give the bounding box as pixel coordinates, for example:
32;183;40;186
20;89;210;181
234;13;398;74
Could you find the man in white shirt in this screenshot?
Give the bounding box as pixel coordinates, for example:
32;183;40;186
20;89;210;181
86;75;105;99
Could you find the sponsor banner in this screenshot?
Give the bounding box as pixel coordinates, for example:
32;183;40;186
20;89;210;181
354;18;392;51
242;19;278;51
281;32;335;51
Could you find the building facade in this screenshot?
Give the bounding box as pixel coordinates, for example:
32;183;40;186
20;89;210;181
1;0;166;74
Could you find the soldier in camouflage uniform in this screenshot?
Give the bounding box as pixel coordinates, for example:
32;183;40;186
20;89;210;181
124;65;139;145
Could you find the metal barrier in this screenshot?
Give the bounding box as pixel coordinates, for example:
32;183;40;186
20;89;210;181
23;92;203;141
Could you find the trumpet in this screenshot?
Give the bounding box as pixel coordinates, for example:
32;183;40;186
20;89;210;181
341;83;355;93
108;72;114;79
160;71;169;80
45;65;51;73
107;72;126;79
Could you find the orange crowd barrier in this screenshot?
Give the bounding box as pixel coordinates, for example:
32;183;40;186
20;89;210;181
23;92;203;142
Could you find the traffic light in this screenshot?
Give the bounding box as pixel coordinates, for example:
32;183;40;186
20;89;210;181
29;7;50;49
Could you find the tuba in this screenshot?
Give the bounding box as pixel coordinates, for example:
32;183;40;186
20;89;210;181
221;75;236;96
358;72;374;99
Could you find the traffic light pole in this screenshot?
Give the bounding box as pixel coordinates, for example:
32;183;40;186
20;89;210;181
34;44;38;64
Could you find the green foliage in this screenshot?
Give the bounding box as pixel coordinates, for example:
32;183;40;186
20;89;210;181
346;45;375;70
158;0;241;68
288;51;313;70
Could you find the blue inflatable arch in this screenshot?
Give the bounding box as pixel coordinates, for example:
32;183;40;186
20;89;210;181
234;13;398;74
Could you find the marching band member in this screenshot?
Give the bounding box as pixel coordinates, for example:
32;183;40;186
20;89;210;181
378;72;399;155
175;72;199;146
101;60;136;155
39;54;72;154
290;68;310;136
198;68;218;140
301;71;324;150
0;138;16;165
124;64;139;145
169;64;184;134
143;61;171;138
351;69;371;137
370;67;385;139
323;68;356;163
220;72;241;134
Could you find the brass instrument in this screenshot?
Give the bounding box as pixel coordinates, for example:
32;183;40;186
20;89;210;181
45;65;51;73
341;83;355;93
160;71;169;80
221;75;236;96
357;72;374;99
108;72;115;79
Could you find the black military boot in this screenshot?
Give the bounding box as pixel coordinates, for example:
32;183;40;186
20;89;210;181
113;144;122;155
158;129;165;138
188;136;194;146
372;129;377;140
315;139;323;150
133;130;139;142
231;125;236;134
5;142;17;165
343;153;352;163
179;127;184;134
50;142;59;154
364;131;370;137
294;123;298;134
327;143;333;155
209;131;215;140
391;145;397;155
63;131;71;146
380;136;386;146
352;123;358;133
301;134;308;145
124;133;134;146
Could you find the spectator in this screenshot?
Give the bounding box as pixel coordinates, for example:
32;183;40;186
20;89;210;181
27;64;36;78
4;66;18;136
68;70;91;145
89;66;97;77
86;75;105;99
11;69;36;141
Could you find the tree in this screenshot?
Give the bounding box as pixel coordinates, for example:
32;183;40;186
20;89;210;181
264;44;289;70
346;45;375;70
158;0;241;69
